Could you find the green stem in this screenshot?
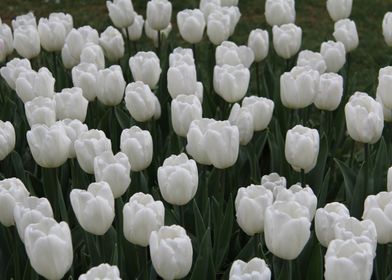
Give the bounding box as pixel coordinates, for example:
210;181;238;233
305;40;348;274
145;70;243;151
288;259;293;280
42;167;60;220
125;27;131;57
255;62;261;96
52;52;58;91
157;30;161;58
364;144;369;194
300;169;305;188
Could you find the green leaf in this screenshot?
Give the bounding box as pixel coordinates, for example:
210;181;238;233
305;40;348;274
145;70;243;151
317;169;331;208
373;137;389;194
334;158;356;204
192;200;207;242
305;238;323;280
190;228;212;280
307;135;329;191
351;161;368;219
114;106;134;130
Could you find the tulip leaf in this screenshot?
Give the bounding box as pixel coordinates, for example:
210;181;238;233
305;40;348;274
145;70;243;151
190;228;212;280
334;158;355;204
317;169;331;208
10;151;28;188
305;236;323;280
114;106;134;130
373;137;389;194
307;135;329;191
351;161;368;219
193;200;207;242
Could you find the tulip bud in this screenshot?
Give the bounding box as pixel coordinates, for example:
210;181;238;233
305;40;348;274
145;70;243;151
125;81;159;122
383;12;392;47
362;192;392;244
376;91;392;122
144;21;172;47
333;19;359;52
54;87;88;122
264;201;311;260
296;50;327;74
315;202;350;247
261;172;287;199
72;62;99;101
242;96;274;131
94;151;131;198
158;153;198;205
13;25;40;59
15;67;55;103
80;43;105;70
120;126;153;171
376;66;392;110
123;13;144;41
27;123;71;168
0;121;16;160
0;178;29;227
106;0;135;28
0;23;14;56
14;196;54;241
129;51;161;89
0;58;31;90
388;167;392;192
216;41;254;68
345;92;384;144
314;73;343;111
71;182;115;235
200;0;220;20
177;9;205;44
207;10;231;45
171;95;202;137
229;258;271;280
79;264;120;280
272;23;302;59
235;184;273;236
265;0;295;27
59;119;88;158
24;218;73;280
49;12;73;34
146;0;172;31
326;0;352;22
149;225;193;279
170;47;194;67
99;26;124;62
280;66;320;109
96;65;126;106
285;125;319;173
320;40;346;73
12;12;37;30
168;63;198;98
25;96;56;127
228;104;254;145
248;29;269;62
186;118;214;165
214;64;250;103
38;17;67;52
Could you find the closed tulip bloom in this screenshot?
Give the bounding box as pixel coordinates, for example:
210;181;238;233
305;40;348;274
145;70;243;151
333;19;359;52
59;119;88;158
0;23;14;56
273;23;302;59
230;258;271;280
12;12;36;30
123;192;164;246
144;21;172;47
96;65;126;106
107;0;135;28
0;121;16;160
120;126;153;171
248;29;269;62
327;0;352;22
13;25;40;59
158;153;198;205
49;12;73;34
376;66;392;109
220;6;241;36
71;182;115;235
235;184;273;236
129;51;161;89
177;9;205;44
207;10;231;45
285;125;319;173
242;96;274;131
15;67;55;103
265;0;295;27
383;12;392;47
363;192;392;244
0;58;31;90
124;13;144;41
297;50;327;74
324;239;374;280
334;217;377;255
388;167;392;192
167;63;198;98
186;118;215;165
171;95;202;137
0;178;29;227
228;104;254;145
261;172;287;199
80;43;105;70
169;47;194;67
125;81;159;122
214;64;250;103
149;225;193;280
27;124;71;168
72;63;99;101
345;92;384;144
94;151;131;198
216;41;254;68
54;87;88;122
79;264;120;280
320;41;346;73
38;17;67;52
99;26;124;62
315;202;350;247
264;201;311;260
25;97;56;127
314;73;343;111
376;91;392;122
280;66;320;109
200;0;221;20
74;129;112;174
0;40;7;63
147;0;172;31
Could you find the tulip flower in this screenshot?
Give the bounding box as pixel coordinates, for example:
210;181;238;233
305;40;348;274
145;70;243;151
207;9;231;45
216;41;254;69
123;192;165;246
144;21;172;48
214;64;250;103
265;0;295;27
315;202;350;247
296;50;327;74
129;51;161;89
13;25;40;59
376;66;392;110
106;0;135;28
376;91;392;122
221;7;241;36
383;12;392;47
49;12;73;34
25;96;56;127
0;58;31;90
59;119;88;158
96;65;126;106
169;46;195;66
79;264;121;280
171;95;202;137
99;26;125;62
333;19;359;52
0;120;16;160
71;182;115;235
123;13;144;41
242;96;274;131
120;126;153;171
177;9;206;44
80;43;105;70
12;12;36;30
54;87;88;122
388;167;392;192
167;63;198;98
261;172;287;199
228;104;254;145
326;0;352;22
320;40;346;73
149;225;193;279
0;23;14;56
146;0;172;31
345;92;384;144
248;29;269;62
71;62;99;101
200;0;220;20
94;151;131;198
229;258;271;280
38;17;67;52
273;23;302;59
0;178;29;227
24;218;73;280
314;73;343;111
